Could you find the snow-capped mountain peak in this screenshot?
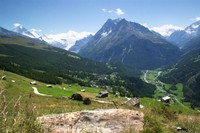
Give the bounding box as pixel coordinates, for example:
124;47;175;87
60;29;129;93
185;20;200;34
167;20;200;47
13;23;36;38
113;18;123;24
12;23;93;50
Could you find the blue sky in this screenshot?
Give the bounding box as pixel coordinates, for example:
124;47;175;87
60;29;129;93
0;0;200;34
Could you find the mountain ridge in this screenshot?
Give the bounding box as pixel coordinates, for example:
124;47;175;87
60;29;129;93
78;18;181;71
168;20;200;48
11;24;91;49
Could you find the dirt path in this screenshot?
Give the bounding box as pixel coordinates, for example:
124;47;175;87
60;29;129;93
92;99;113;104
32;87;52;97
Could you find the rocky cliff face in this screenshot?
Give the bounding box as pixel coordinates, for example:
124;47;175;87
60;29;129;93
37;109;144;133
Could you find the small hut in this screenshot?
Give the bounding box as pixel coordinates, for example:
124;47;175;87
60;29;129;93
30;81;37;85
161;96;171;103
46;84;52;88
96;91;108;98
81;89;85;92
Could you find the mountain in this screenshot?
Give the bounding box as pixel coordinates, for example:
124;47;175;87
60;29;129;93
78;18;181;71
13;24;40;39
12;24;92;49
160;37;200;107
0;27;22;37
12;24;67;49
0;27;156;97
168;20;200;48
69;35;93;53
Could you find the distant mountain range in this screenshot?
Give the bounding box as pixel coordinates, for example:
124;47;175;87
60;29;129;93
167;20;200;48
78;18;181;71
69;35;93;53
0;26;156;97
12;24;92;49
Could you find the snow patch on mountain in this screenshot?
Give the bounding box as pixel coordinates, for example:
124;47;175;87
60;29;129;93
192;24;199;29
101;30;112;37
12;23;93;50
13;23;36;38
167;20;200;47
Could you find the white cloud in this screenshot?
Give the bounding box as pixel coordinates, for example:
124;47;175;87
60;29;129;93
115;8;125;15
151;25;184;36
30;28;42;33
47;31;93;50
102;8;125;16
102;8;107;12
14;23;22;28
108;10;113;13
195;17;200;21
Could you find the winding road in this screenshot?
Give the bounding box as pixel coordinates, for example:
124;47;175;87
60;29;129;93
143;70;187;108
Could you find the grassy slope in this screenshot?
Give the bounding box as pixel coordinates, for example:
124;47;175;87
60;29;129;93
1;70;200;132
0;36;112;84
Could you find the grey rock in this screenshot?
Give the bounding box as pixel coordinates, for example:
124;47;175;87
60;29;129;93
37;109;144;133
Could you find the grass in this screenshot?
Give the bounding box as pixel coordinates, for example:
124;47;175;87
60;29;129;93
164;83;172;91
146;70;158;81
0;70;125;114
1;69;200;132
140;98;200;133
144;70;185;105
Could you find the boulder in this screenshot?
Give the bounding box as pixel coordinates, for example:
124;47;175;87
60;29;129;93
83;97;91;105
123;97;140;108
70;93;83;101
37;109;144;133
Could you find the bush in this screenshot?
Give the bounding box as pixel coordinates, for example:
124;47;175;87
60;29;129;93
83;98;91;105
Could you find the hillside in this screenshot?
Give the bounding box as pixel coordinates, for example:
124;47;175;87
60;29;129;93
0;70;199;132
78;18;181;71
160;37;200;107
0;33;112;85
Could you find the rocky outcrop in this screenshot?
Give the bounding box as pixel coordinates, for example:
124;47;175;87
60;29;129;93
37;109;144;133
123;98;140;108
